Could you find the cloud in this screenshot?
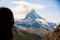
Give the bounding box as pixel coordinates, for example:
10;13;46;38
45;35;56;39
41;16;59;24
12;1;45;9
11;1;45;19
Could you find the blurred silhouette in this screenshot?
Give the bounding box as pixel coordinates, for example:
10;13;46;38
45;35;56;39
0;7;14;40
44;24;60;40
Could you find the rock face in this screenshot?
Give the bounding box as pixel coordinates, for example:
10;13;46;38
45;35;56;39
44;24;60;40
44;31;60;40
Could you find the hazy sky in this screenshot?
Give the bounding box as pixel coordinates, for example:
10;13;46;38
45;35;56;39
0;0;60;24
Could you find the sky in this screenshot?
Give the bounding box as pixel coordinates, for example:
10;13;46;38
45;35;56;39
0;0;60;24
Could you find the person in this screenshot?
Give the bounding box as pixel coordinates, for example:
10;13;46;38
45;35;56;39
44;24;60;40
0;7;14;40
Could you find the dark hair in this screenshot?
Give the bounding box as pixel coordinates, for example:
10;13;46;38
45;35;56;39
0;7;14;40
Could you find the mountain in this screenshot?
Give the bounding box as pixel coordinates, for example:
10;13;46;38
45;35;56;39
15;9;56;37
24;9;45;20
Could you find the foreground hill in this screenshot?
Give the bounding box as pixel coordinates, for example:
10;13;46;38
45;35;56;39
13;26;43;40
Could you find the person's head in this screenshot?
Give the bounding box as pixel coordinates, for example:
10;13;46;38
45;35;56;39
0;7;14;40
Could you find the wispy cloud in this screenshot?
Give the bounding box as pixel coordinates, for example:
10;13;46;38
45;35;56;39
42;16;59;24
11;1;45;19
12;1;45;9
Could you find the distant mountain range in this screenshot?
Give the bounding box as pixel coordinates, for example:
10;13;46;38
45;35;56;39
15;9;57;37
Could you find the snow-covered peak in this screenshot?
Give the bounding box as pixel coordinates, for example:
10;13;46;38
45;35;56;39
24;9;45;20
